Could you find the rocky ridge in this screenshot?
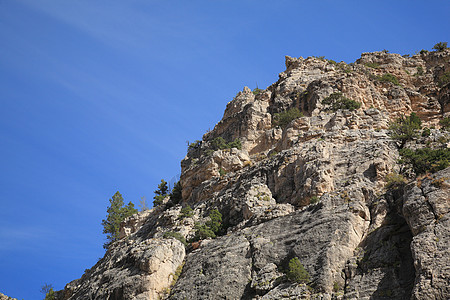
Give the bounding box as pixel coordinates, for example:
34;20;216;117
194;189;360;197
56;49;449;299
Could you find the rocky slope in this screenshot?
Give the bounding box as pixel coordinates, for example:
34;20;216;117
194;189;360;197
56;49;449;299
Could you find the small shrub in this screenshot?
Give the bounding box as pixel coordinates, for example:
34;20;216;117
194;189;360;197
310;196;319;204
433;42;448;52
388;112;422;148
365;62;380;69
333;281;342;292
438;71;450;87
286;257;310;284
163;231;188;246
179;205;194;219
211;137;242;150
219;168;226;177
253;88;264;95
385;172;407;189
192;209;223;241
273;107;303;128
41;284;55;300
227;138;242;150
422;127;431;137
399;148;450;175
322;92;361;111
188;140;201;151
416;66;424;76
440;117;450;130
420;49;429;55
378;73;400;86
193;224;216;240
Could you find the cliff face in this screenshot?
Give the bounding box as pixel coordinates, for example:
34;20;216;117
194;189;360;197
57;50;449;300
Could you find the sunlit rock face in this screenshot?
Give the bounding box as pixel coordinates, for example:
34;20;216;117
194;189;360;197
56;49;449;300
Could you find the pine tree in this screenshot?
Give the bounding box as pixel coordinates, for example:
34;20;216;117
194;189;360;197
101;191;137;249
153;179;168;207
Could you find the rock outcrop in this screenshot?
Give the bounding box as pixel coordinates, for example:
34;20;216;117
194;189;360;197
56;49;450;299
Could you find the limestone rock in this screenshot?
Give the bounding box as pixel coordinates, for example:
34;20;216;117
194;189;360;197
57;49;450;300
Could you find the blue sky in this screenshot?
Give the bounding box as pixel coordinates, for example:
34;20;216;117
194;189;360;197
0;0;448;298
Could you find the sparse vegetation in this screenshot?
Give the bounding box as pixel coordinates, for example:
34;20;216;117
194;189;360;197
422;127;431;137
163;231;188;246
188;140;202;151
365;62;380;69
219;168;226;177
378;73;400;86
438;71;450;87
179;205;194;219
273;107;303;128
415;66;424;76
211;137;242;150
192;209;222;241
253;88;264;95
388;112;422;148
440;117;450;130
399;148;450;175
286;257;310;284
322;92;361;111
385;172;407;189
310;196;319;204
41;283;55;300
433;42;448;52
102;191;138;249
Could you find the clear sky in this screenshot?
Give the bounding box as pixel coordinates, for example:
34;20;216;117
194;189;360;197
0;0;448;298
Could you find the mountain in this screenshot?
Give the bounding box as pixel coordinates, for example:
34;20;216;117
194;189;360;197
54;48;449;300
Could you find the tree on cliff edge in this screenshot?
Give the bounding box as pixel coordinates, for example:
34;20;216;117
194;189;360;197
101;191;138;249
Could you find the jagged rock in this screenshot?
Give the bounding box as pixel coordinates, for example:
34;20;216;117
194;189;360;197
0;293;17;300
59;238;185;300
402;169;450;300
57;49;450;300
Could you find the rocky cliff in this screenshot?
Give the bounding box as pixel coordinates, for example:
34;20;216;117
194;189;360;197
56;49;449;300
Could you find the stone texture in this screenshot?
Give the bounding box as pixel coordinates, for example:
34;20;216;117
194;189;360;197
57;49;450;300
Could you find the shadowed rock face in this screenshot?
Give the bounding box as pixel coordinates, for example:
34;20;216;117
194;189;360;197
56;50;449;300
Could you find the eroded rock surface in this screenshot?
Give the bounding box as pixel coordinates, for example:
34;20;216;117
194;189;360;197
57;49;450;299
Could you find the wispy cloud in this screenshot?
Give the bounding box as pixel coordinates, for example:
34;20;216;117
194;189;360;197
0;226;54;252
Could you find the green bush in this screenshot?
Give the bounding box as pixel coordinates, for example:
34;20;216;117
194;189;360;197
163;231;188;246
192;209;222;241
378;73;400;86
388;112;422;148
433;42;448;52
188;140;201;151
415;66;424;76
211;137;242;150
385;172;407;189
41;283;55;300
419;49;429;55
438;71;450;87
322;92;361;111
286;257;310;284
440;117;450;130
179;205;194;219
422;127;431;137
365;62;380;69
193;224;216;240
399;148;450;175
273;107;303;128
253;88;264;95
